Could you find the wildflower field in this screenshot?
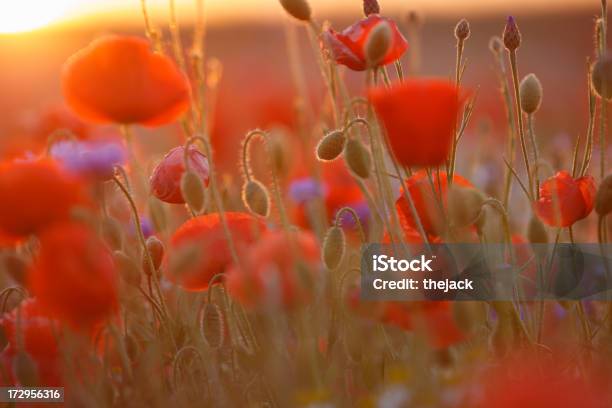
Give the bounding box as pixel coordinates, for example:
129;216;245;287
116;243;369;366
0;0;612;406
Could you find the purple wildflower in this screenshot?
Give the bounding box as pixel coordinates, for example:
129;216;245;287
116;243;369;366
288;177;325;204
50;139;126;181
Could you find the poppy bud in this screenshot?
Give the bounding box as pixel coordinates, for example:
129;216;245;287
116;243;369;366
591;54;612;100
316;130;346;162
488;36;503;55
279;0;311;22
101;216;123;251
344;139;371;179
322;226;346;270
114;251;141;287
527;215;548;244
447;186;485;228
519;73;543;114
200;302;225;349
1;253;28;285
363;0;380;16
503;16;521;51
596;175;612;216
143;236;164;276
364;20;393;68
454;19;471;41
181;171;206;214
12;351;38;387
242;180;270;218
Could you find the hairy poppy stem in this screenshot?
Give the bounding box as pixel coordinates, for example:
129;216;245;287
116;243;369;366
345;116;417;249
599;1;608;180
600;101;607;180
491;40;518;208
448;32;466;183
242;129;291;228
307;21;340;127
140;0;163;52
394;60;404;82
168;0;186;71
193;135;260;352
112;172;177;349
45;129;77;156
334;206;367;243
508;51;534;200
527;114;540;198
0;286;27;315
581;61;597;176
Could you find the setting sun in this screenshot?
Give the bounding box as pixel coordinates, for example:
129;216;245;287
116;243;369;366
0;0;77;34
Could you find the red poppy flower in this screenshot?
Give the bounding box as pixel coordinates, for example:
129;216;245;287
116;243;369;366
0;299;62;387
382;301;465;349
0;159;90;238
150;146;210;204
0;230;21;248
534;171;596;227
167;212;266;291
289;161;365;233
395;170;473;238
481;353;603;408
322;15;408;71
368;79;460;167
226;230;321;310
62;35;190;126
346;286;465;350
27;105;91;144
29;223;119;331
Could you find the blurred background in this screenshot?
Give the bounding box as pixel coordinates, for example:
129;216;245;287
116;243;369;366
0;0;606;180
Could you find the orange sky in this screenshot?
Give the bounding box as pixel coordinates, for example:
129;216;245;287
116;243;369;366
61;0;600;26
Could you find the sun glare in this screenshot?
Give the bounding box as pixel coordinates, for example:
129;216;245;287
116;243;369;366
0;0;76;34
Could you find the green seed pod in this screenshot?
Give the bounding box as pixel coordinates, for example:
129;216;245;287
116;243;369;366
12;351;38;387
200;302;225;349
519;73;543;114
344;138;371;179
181;171;206;214
279;0;311;21
596;175;612;217
316;130;346;162
114;251;141;287
365;20;392;67
454;18;470;41
592;54;612;100
143;236;164;276
242;180;270;218
100;216;123;251
322;226;346;270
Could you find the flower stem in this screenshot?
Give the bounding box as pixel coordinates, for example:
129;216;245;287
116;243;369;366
508;51;534;199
